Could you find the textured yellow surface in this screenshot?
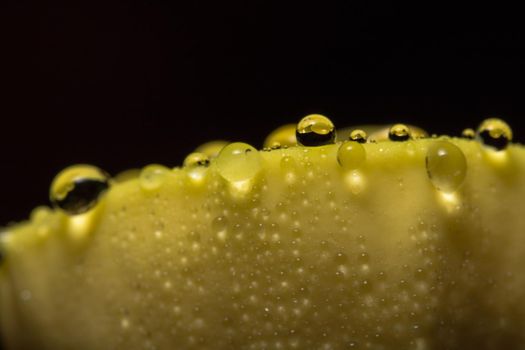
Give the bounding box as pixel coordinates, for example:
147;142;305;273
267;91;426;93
1;137;525;349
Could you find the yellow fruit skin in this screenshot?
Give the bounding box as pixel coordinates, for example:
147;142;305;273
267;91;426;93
1;139;525;349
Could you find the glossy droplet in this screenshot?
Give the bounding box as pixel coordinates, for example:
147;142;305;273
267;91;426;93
264;124;297;149
50;165;110;215
195;140;229;159
461;128;475;139
349;129;367;143
139;164;169;191
296;114;336;146
216;142;262;183
388;124;411;141
477;118;513;151
212;216;228;240
337;141;366;170
425;141;467;193
183;152;210;168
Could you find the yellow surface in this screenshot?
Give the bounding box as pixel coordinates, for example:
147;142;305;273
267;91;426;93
1;137;525;349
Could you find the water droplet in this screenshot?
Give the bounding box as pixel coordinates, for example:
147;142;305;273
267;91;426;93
461;128;475;139
425;140;467;193
194;140;229;158
50;165;110;215
183;152;210;168
264;124;297;149
477;118;513;150
296;114;336;146
349;129;367;143
388;124;411;141
280;156;298;183
139;164;169;191
216;142;262;183
213;216;228;241
337;141;366;170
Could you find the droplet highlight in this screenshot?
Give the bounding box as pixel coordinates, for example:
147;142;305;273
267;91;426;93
50;165;110;215
296;114;336;146
425;140;467;193
337;141;366;170
388;124;411;142
477;118;513;151
216;142;262;183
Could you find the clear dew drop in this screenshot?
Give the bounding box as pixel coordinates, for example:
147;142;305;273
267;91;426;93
477;118;513;151
139;164;170;191
212;216;229;241
349;129;367;143
337;141;366;170
388;124;411;142
216;142;262;183
296;114;336;146
264;124;297;149
425;140;467;193
280;156;299;183
183;152;210;168
461;128;475;139
194;140;229;159
50;164;110;215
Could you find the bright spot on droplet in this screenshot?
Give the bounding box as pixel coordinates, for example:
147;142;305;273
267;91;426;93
228;178;254;198
344;170;365;194
121;318;130;329
68;209;99;240
484;147;509;166
438;191;460;213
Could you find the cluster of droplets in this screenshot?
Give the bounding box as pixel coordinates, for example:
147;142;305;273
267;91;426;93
39;115;514;220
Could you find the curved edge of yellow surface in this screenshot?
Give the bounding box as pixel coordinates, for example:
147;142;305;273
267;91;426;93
1;137;525;349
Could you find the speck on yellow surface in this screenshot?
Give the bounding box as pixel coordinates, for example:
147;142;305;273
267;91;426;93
1;137;525;350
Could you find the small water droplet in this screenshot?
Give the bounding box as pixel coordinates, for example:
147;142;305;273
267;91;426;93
264;124;297;149
50;165;110;215
337;141;366;170
349;129;367;143
296;114;336;146
194;140;229;158
183;152;210;168
213;216;228;241
389;124;411;141
139;164;169;191
461;128;475;139
477;118;512;151
216;142;262;183
425;140;467;193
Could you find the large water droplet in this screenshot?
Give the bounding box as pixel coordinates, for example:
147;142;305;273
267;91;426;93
477;118;513;151
264;124;297;149
50;165;110;215
216;142;262;183
337;141;366;170
388;124;411;141
296;114;336;146
425;141;467;193
139;164;169;191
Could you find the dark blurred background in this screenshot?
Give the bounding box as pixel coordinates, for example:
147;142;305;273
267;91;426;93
1;1;525;228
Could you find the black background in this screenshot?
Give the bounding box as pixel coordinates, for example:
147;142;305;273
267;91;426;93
2;3;525;225
1;1;525;347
